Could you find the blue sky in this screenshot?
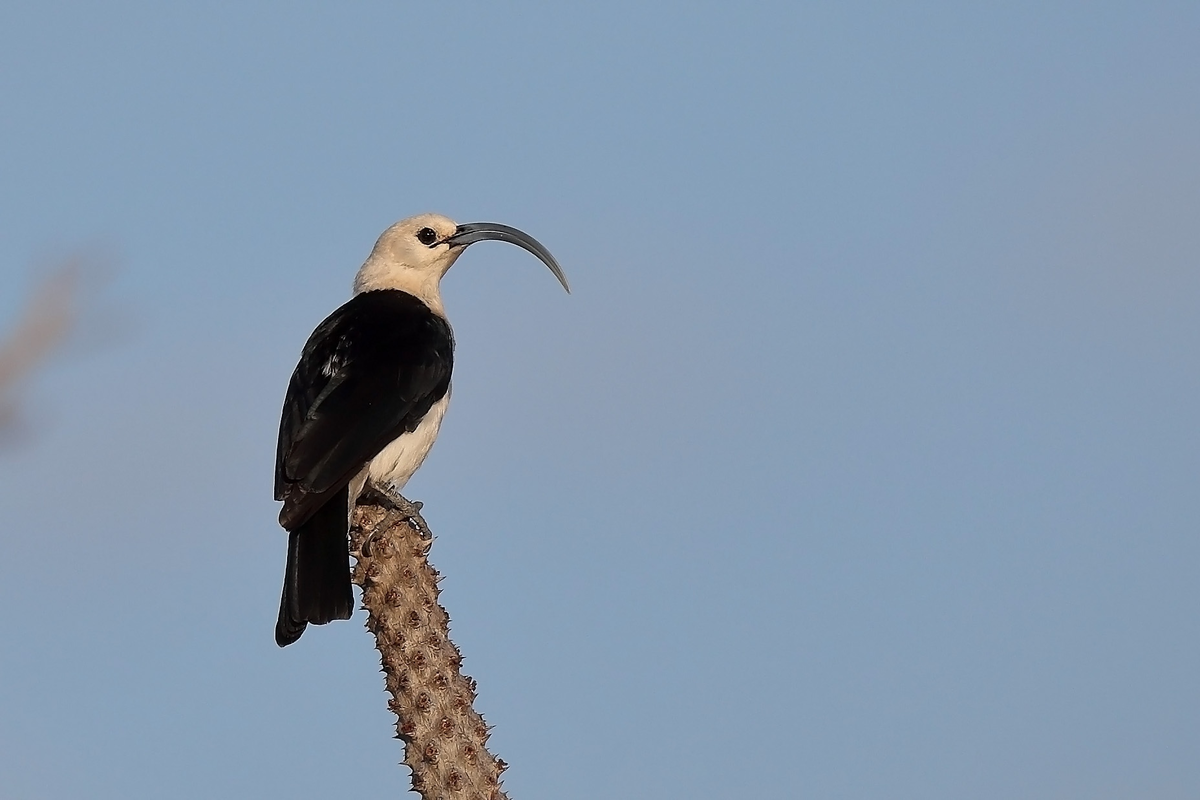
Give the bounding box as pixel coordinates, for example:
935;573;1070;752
1;2;1198;798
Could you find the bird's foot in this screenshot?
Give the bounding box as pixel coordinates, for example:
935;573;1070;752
364;480;432;540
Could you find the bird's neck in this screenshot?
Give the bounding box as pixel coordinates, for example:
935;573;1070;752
353;260;446;317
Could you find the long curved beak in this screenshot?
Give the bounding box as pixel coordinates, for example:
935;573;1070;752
445;222;570;293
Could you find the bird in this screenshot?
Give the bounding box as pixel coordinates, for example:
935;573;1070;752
273;213;569;647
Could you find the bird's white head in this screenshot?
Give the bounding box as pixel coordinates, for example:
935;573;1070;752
353;213;569;316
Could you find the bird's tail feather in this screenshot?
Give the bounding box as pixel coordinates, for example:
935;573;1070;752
275;488;354;647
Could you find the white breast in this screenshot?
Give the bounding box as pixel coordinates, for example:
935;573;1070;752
366;392;450;492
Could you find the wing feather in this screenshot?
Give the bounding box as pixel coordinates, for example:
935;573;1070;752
274;290;453;527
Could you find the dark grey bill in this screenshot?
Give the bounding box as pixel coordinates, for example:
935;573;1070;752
446;222;570;293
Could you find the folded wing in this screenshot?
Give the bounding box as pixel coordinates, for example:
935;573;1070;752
275;289;454;530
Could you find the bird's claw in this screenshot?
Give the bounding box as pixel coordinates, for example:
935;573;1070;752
365;481;432;540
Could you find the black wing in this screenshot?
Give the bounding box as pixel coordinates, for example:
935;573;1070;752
275;289;453;529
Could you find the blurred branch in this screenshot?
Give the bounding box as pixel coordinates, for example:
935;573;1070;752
351;486;509;800
0;260;87;439
0;252;121;447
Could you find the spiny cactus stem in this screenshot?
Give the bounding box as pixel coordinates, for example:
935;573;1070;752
350;484;509;800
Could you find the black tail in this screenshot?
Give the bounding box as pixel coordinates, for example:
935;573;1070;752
275;487;354;647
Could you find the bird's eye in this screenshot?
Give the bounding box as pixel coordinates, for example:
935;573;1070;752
416;227;438;246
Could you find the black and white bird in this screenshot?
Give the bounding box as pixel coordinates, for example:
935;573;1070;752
274;213;568;647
